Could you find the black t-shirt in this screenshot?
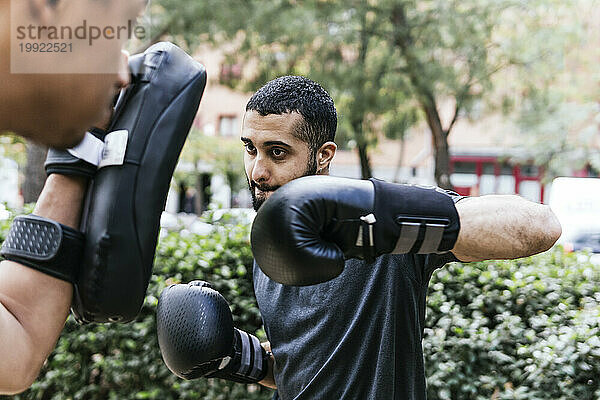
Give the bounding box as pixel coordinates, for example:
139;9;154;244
254;250;458;400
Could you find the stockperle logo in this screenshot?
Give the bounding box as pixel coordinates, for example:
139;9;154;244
10;1;155;74
15;19;147;47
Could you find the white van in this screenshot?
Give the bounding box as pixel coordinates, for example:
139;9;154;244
549;177;600;252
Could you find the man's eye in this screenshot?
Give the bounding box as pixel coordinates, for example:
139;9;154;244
271;148;286;158
244;144;256;153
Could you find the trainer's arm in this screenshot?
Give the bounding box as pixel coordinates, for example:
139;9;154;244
0;175;85;394
259;342;277;390
451;195;561;262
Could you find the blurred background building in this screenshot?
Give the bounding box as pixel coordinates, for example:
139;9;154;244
3;0;599;214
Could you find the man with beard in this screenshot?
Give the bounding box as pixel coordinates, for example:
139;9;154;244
156;75;561;399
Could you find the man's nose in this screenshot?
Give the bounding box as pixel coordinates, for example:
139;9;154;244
251;155;270;184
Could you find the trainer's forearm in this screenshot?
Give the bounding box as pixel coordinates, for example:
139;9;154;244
451;195;561;262
259;342;277;390
0;175;86;394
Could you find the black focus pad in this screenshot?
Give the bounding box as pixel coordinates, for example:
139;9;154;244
0;215;84;282
251;175;374;286
156;281;234;380
370;179;460;255
71;42;206;323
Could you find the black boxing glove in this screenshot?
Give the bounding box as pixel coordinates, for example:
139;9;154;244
156;281;269;384
44;127;108;179
251;175;461;285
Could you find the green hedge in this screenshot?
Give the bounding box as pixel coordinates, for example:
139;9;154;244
1;211;599;399
425;252;600;400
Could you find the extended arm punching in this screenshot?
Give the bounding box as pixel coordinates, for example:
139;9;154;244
251;176;460;285
250;176;561;286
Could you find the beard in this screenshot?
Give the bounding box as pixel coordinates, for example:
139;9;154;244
248;156;318;211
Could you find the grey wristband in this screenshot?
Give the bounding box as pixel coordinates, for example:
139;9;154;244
0;215;84;282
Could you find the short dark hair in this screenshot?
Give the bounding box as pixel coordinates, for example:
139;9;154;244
246;76;337;156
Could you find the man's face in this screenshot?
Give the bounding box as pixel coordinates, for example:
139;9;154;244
242;110;317;211
1;0;146;147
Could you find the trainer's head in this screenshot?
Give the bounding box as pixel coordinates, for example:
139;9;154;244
242;75;338;211
0;0;146;148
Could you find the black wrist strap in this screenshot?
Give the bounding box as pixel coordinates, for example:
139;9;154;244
369;178;460;255
0;215;84;283
209;328;269;384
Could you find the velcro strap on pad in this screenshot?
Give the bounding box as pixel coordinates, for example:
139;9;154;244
0;215;84;282
67;131;105;166
65;129;129;169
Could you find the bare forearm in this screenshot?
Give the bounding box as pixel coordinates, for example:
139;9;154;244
451;195;561;262
0;175;86;394
259;341;277;390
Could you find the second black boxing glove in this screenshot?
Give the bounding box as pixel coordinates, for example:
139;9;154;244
156;281;269;384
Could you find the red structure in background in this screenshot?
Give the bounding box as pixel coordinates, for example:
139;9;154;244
450;155;545;202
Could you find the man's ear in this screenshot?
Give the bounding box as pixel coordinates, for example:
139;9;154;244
316;141;337;174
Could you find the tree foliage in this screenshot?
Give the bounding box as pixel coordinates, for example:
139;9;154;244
147;0;586;187
506;0;600;180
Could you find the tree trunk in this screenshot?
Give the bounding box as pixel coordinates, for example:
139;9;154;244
432;133;452;190
351;118;373;179
390;3;453;190
352;8;373;181
393;137;406;183
226;171;237;208
422;103;453;190
22;141;48;203
357;142;372;179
